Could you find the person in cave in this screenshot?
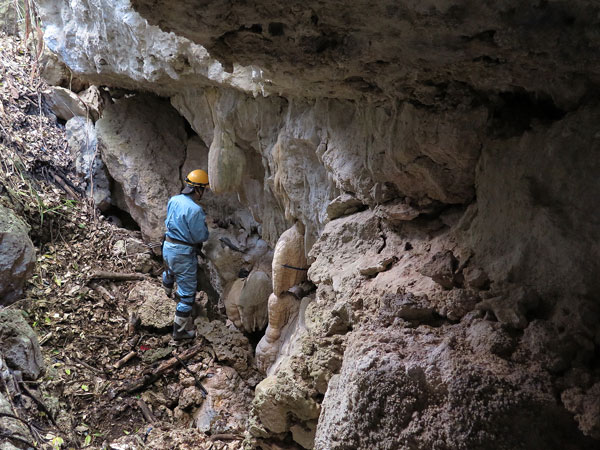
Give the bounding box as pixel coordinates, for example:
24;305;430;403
161;169;210;340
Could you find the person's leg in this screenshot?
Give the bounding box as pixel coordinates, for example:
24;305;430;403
162;268;174;296
163;242;197;339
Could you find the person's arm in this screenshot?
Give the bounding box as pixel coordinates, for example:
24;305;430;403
187;207;209;244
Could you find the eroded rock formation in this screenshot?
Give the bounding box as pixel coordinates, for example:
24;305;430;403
35;0;600;448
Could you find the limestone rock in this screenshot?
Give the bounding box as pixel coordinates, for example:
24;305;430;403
253;374;320;435
0;205;36;305
437;289;480;321
237;270;271;333
39;48;71;87
195;317;253;374
374;199;423;224
178;386;204;410
419;250;459;290
466;319;516;357
463;266;490;290
43;86;88;120
194;366;253;435
476;287;538;330
326;193;364;221
378;292;434;324
0;310;44;380
66;116;111;211
97;94;188;242
272;222;307;296
130;0;600;109
128;281;174;329
78;85;110;121
208;125;246;194
37;0;259;94
223;278;245;329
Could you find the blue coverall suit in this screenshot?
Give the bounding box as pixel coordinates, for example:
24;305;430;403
162;194;209;315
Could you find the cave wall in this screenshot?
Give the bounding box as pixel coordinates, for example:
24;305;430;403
36;0;600;448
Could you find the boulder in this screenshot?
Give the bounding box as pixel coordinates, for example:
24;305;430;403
43;86;88;120
253;374;320;435
193;366;253;434
0;205;36;305
128;281;174;329
195;317;253;374
236;270;271;333
96;94;188;242
0;310;44;380
66;116;111;211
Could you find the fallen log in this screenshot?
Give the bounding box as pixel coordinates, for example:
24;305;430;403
89;271;147;281
120;343;204;394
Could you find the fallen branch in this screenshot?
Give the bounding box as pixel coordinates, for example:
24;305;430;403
52;173;77;199
89;271;147;281
114;351;137;369
209;434;243;441
120;343;203;394
89;282;115;300
137;399;156;424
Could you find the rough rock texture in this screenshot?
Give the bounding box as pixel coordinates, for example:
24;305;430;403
0;392;29;449
128;280;175;329
37;0;260;95
36;0;600;448
0;310;44;380
0;205;36;305
0;2;20;36
193;365;253;434
131;0;600;107
224;270;271;333
43;86;89;120
194;317;253;375
66;116;112;210
96;94;188;242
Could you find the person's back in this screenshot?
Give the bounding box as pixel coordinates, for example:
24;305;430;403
165;194;208;245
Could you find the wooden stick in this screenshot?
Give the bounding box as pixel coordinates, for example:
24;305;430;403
209;434;243;441
137;399;156;424
39;332;52;346
89;282;115;300
174;353;207;397
114;351;137;369
89;271;146;281
52;173;78;199
120;344;203;394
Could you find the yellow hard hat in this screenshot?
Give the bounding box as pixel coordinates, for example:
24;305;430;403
185;169;209;188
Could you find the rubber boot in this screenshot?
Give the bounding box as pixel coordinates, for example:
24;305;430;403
173;311;195;341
